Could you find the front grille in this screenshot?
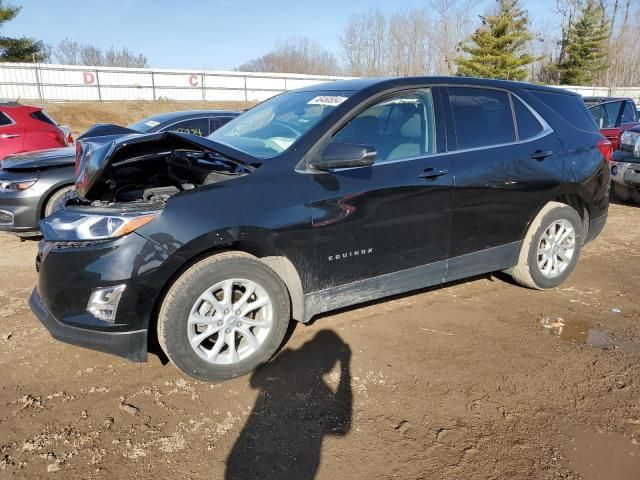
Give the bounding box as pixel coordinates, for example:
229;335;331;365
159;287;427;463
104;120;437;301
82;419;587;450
0;209;14;225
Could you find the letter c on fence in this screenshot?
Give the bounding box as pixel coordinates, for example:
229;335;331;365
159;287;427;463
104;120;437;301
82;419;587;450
188;74;199;87
83;72;95;84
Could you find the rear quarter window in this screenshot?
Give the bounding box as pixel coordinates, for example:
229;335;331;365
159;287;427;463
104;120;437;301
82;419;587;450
0;111;13;126
529;90;598;132
30;110;58;126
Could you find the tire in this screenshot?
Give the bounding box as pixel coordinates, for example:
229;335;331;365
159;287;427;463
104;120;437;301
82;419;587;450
158;252;291;382
614;183;632;202
630;187;640;205
510;202;583;290
43;185;73;217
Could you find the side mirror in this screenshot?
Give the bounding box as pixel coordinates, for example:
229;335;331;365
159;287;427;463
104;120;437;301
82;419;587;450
310;142;376;171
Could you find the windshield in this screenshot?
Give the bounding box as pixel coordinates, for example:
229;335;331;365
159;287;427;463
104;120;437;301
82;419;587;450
208;90;354;159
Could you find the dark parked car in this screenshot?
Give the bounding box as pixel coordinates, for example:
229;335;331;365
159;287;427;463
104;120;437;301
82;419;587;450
610;125;640;203
585;97;639;151
31;77;610;381
0;102;70;161
0;110;239;236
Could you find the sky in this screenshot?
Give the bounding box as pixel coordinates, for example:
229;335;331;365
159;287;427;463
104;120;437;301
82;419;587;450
4;0;558;70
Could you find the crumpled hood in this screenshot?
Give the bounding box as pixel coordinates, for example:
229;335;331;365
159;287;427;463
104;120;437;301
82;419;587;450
1;148;75;171
75;130;251;199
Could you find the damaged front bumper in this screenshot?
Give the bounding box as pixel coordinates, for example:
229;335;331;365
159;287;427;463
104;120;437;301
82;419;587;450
29;287;148;362
30;230;186;362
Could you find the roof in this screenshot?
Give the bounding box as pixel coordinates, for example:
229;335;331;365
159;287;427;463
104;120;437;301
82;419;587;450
294;76;581;96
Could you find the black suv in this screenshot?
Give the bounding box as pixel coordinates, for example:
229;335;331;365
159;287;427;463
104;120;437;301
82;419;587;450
31;77;610;381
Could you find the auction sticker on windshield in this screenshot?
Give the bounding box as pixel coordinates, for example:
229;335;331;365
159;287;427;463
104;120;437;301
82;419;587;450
308;96;349;107
145;120;161;128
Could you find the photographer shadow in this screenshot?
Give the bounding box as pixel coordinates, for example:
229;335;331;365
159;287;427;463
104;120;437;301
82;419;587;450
225;329;352;480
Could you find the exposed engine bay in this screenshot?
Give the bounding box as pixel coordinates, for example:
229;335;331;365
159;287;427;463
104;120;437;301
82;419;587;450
69;148;255;208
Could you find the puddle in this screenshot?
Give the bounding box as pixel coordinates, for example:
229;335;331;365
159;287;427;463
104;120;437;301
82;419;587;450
563;429;640;480
540;318;640;354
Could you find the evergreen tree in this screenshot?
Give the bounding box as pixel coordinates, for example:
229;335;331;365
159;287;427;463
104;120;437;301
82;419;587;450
0;0;47;62
456;0;536;81
558;0;608;85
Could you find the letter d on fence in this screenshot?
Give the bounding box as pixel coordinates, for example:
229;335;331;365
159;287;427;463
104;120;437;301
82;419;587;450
83;72;95;84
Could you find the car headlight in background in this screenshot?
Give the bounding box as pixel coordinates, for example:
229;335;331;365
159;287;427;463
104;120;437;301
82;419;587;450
40;209;160;241
0;179;37;192
620;130;640;155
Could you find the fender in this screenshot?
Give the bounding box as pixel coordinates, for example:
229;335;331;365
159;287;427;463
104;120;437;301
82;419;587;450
141;225;308;324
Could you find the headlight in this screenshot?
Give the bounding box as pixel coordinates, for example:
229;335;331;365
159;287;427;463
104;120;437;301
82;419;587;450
40;209;159;241
621;130;640;149
0;179;37;192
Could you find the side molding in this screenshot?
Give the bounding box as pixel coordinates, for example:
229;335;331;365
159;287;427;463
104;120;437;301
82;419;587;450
303;241;521;322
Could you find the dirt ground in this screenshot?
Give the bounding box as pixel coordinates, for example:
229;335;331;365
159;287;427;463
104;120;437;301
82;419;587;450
37;100;255;136
0;201;639;480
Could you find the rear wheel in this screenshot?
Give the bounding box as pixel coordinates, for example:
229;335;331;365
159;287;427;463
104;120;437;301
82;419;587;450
157;252;291;382
614;183;632;202
510;202;583;289
43;185;73;217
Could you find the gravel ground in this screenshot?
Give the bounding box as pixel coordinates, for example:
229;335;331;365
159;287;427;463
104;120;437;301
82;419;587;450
0;202;639;480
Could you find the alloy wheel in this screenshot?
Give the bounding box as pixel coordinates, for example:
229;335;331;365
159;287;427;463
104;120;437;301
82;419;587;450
187;278;273;365
536;219;576;279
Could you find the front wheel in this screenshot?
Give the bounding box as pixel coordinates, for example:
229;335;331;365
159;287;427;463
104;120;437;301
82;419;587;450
510;202;583;289
44;185;73;217
157;252;291;382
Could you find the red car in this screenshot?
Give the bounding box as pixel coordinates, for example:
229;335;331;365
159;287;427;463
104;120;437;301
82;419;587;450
585;97;640;151
0;102;69;161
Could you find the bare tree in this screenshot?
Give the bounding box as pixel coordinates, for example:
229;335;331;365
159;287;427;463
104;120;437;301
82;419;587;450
50;38;148;68
428;0;481;75
103;46;148;68
52;38;81;65
387;9;438;76
237;37;339;75
340;9;388;77
599;0;640;86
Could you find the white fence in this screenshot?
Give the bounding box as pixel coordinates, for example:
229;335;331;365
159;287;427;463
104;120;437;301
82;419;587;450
560;85;640;102
0;62;350;103
0;62;638;103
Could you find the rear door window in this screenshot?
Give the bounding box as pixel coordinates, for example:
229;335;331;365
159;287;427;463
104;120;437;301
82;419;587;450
512;96;544;140
0;112;13;126
448;87;516;149
163;118;210;137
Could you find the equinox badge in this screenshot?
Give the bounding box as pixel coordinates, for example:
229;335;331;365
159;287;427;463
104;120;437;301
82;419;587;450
328;248;373;262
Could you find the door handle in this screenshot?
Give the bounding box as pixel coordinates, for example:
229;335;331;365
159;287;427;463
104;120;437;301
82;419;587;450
531;150;553;160
419;167;449;180
0;134;19;139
